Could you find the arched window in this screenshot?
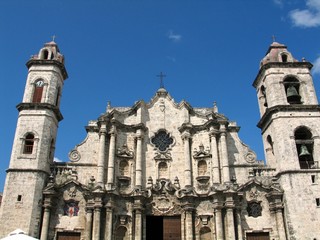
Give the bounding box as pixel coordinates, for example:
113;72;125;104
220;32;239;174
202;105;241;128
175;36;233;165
281;54;288;63
295;127;314;169
49;139;55;162
198;160;207;176
158;162;168;178
40;49;49;60
267;135;274;154
284;77;301;104
119;160;129;176
23;133;35;154
32;80;44;103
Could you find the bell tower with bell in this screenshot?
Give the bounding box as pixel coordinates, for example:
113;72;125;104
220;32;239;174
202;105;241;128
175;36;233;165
253;41;320;172
0;40;68;237
253;40;320;239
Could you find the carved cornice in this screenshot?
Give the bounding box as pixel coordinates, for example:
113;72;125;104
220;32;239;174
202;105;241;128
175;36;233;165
253;61;313;87
178;119;221;134
26;59;68;80
17;102;63;122
257;104;320;130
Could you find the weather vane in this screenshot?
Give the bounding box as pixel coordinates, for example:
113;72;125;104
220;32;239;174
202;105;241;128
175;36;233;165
157;72;166;88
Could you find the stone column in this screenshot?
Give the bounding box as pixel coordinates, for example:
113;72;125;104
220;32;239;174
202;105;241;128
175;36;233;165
135;129;144;188
225;195;235;240
236;207;243;240
214;207;224;240
220;124;230;182
134;201;144;240
181;214;185;240
209;129;220;183
107;126;116;189
40;207;51;240
85;207;93;240
92;200;102;240
97;123;107;185
184;205;194;240
104;206;113;240
276;208;286;240
182;132;192;187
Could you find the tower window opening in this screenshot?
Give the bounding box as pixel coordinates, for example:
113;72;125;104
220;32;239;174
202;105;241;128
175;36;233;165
32;80;44;103
311;175;316;184
17;195;22;202
55;87;61;106
261;85;268;107
295;127;314;169
281;54;288;63
40;49;49;60
284;77;301;104
23;133;35;154
316;198;320;207
267;135;274;154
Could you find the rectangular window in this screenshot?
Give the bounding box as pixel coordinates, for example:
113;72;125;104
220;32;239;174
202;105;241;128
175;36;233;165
316;198;320;207
17;195;22;202
312;175;316;184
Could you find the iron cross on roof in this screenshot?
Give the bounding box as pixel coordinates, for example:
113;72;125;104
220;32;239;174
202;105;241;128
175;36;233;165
157;72;166;88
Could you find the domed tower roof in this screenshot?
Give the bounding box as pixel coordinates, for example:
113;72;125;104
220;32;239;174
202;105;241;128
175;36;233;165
260;41;298;68
30;40;65;64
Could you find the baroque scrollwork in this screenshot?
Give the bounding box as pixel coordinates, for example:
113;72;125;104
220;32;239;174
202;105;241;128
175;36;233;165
69;149;81;162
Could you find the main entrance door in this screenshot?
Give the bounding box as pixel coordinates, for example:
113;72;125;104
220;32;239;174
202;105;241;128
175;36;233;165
56;232;81;240
246;232;270;240
146;216;181;240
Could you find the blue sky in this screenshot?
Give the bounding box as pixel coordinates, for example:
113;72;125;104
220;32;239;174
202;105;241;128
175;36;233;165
1;0;320;191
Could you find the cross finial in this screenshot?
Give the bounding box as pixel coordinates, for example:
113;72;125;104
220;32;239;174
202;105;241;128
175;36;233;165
272;35;276;42
157;72;166;88
51;35;56;42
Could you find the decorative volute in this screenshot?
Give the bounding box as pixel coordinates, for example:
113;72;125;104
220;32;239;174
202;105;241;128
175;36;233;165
260;41;298;68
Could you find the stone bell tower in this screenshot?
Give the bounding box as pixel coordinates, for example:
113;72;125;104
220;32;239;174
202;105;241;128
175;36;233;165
253;41;320;172
253;41;320;239
0;41;68;238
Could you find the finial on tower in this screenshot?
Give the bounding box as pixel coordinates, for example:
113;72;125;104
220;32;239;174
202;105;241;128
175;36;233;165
272;35;276;42
213;101;218;113
51;35;56;42
157;72;166;89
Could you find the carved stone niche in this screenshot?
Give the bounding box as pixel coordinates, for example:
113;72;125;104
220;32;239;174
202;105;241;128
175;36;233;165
194;144;211;185
116;144;133;187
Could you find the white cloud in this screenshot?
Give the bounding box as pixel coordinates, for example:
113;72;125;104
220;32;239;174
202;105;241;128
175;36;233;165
289;0;320;27
312;56;320;74
166;56;176;62
168;30;182;42
54;157;63;162
273;0;284;7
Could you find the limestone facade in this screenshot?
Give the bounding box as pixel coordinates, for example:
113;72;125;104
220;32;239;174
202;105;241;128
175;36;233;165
0;41;319;240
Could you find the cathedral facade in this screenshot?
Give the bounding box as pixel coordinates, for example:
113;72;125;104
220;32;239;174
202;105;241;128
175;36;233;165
0;41;319;240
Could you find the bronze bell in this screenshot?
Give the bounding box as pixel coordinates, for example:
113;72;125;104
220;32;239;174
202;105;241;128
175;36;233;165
286;85;301;103
299;145;311;157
